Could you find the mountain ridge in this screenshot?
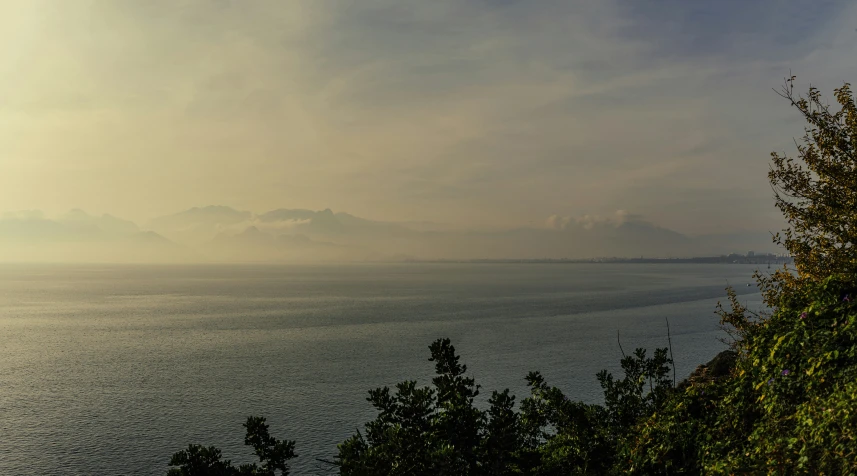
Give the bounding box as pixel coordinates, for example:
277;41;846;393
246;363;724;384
0;206;786;263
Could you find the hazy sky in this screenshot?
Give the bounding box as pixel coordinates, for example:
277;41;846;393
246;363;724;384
1;0;855;234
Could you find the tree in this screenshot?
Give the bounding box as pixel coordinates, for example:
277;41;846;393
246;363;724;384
333;338;674;476
762;77;857;301
517;348;673;475
335;338;491;475
621;80;857;475
167;417;296;476
479;390;521;475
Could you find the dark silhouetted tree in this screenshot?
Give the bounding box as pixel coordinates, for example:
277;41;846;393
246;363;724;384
167;417;296;476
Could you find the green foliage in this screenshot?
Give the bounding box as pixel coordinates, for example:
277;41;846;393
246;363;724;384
335;339;674;475
760;78;857;303
598;348;673;436
168;445;236;476
167;417;296;476
517;371;612;474
335;338;491;475
480;389;521;475
623;276;857;475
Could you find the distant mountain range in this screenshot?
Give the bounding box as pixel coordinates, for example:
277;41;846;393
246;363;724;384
0;206;784;263
0;209;190;263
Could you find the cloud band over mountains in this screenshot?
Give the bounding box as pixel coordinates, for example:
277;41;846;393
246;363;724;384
0;206;783;263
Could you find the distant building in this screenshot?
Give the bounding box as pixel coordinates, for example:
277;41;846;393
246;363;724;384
748;251;755;257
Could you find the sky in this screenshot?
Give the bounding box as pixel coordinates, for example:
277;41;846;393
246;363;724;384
1;0;855;235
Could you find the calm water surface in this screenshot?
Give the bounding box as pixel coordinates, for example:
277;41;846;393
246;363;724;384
0;263;764;475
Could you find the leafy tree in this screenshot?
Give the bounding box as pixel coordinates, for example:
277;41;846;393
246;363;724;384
167;417;296;476
335;338;490;475
517;371;611;475
598;348;673;436
167;445;236;476
336;380;439;475
429;338;484;473
761;77;857;302
335;338;673;475
516;347;673;475
478;390;521;475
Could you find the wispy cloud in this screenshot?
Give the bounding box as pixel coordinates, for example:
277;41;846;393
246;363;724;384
0;0;854;233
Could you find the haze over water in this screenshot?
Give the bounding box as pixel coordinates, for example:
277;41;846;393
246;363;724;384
0;263;762;475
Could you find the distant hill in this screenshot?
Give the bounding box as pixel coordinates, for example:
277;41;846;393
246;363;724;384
258;208;345;235
0;211;191;263
59;209;140;235
0;206;785;263
204;225;363;263
406;218;697;260
692;230;781;256
147;206;253;245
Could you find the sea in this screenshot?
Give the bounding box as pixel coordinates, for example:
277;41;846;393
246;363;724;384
0;263;764;475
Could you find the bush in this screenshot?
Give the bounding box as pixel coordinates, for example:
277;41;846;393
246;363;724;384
624;276;857;474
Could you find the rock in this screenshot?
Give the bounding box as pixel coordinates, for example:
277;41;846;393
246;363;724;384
677;350;738;390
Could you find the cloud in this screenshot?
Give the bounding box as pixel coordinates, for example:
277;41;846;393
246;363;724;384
216;218;312;235
0;0;855;232
546;215;572;230
612;0;843;61
546;210;645;230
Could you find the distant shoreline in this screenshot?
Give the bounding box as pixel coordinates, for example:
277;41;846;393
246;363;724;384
403;255;792;265
0;254;793;266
